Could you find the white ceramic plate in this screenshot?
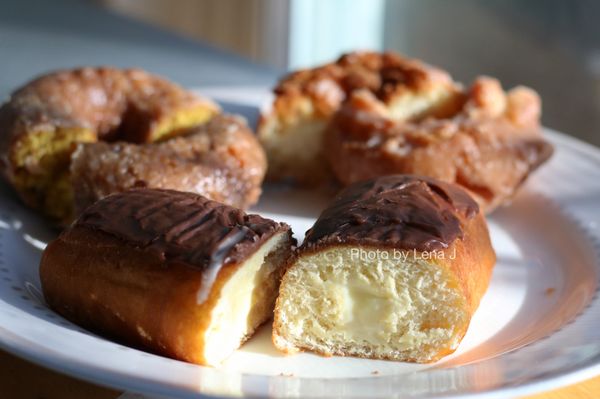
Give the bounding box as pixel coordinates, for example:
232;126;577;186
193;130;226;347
0;88;599;399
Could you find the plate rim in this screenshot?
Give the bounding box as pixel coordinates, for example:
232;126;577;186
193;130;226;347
0;127;599;399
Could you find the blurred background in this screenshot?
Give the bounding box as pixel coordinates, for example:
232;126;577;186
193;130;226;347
1;0;599;145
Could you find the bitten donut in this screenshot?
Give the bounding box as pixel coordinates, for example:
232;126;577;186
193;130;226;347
258;51;463;185
70;114;266;216
273;175;496;363
326;77;553;212
0;67;242;223
40;188;294;366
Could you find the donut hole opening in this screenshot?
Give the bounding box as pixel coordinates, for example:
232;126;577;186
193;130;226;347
274;246;468;363
151;106;218;142
202;232;291;366
110;103;218;143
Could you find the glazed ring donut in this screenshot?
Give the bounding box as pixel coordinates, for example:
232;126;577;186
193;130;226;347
0;67;261;223
326;77;553;212
258;51;463;185
71;114;266;216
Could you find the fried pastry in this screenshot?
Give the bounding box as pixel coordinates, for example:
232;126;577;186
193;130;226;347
326;77;553;211
0;67;271;224
70;114;266;216
273;175;495;362
40;188;294;366
258;51;461;185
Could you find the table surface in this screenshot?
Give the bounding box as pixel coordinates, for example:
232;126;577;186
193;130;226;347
0;0;597;398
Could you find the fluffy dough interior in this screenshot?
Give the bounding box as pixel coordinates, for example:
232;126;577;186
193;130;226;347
386;85;463;121
274;246;469;362
260;102;329;184
203;232;289;365
13;127;97;221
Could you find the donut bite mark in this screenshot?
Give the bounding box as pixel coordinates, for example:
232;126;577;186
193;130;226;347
0;67;219;223
39;189;294;366
273;175;496;363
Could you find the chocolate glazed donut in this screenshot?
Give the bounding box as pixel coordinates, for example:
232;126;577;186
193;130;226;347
40;188;294;366
273;175;496;363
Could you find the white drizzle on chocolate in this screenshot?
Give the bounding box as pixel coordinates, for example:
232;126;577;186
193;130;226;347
197;228;248;304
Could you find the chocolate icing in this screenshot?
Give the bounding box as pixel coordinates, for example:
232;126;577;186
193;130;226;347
75;188;289;273
303;175;478;252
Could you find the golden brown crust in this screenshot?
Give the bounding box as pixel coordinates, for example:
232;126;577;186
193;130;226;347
270;51;457;120
258;51;461;185
40;226;215;364
40;189;294;365
326;77;553;212
41;226;282;364
70;115;266;213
